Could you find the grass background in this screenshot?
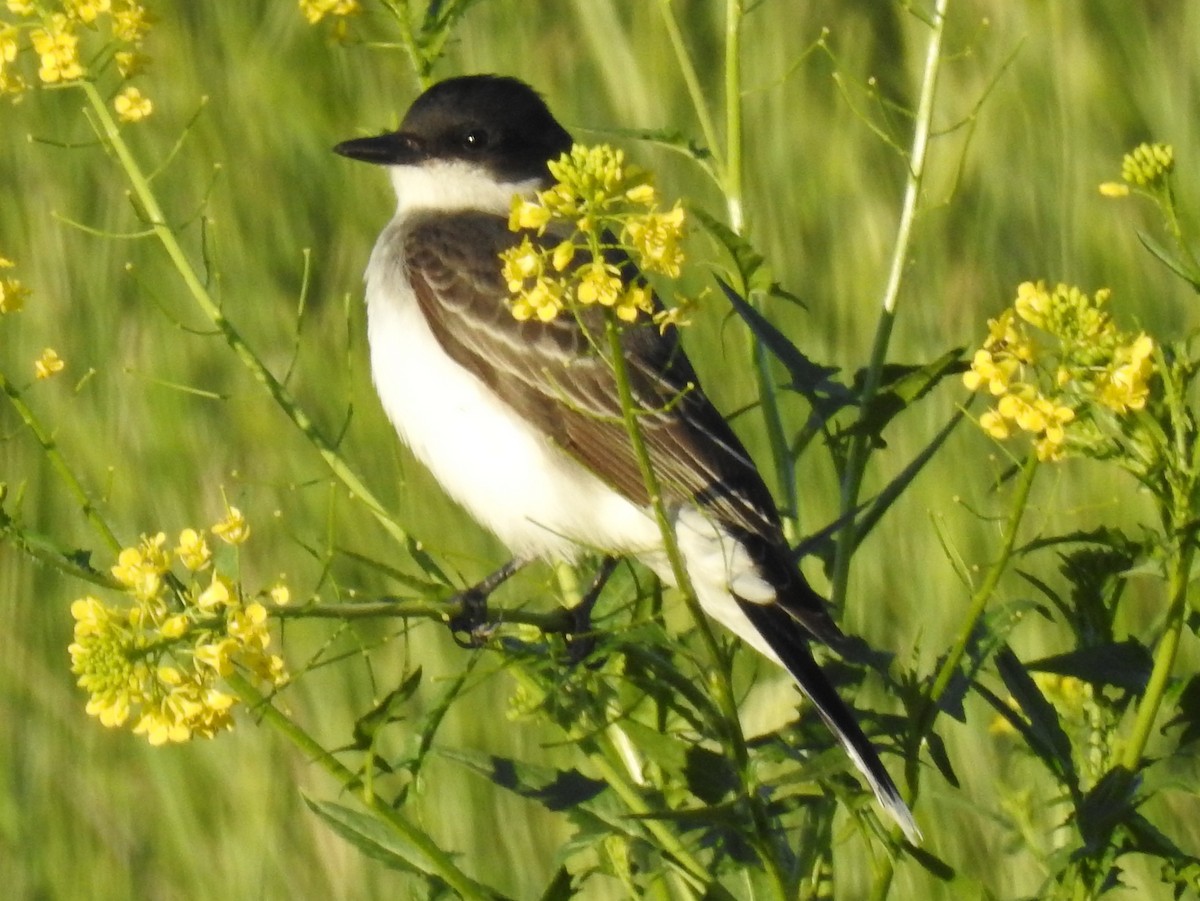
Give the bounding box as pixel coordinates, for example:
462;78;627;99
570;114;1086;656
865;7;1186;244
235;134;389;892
2;1;1199;898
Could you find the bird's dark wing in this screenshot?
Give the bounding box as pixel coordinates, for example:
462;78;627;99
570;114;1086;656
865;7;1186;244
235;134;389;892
400;210;840;641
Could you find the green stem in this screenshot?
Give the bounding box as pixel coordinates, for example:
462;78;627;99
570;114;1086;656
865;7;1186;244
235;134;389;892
0;369;121;553
1121;515;1195;771
227;673;501;900
656;0;725;181
831;0;949;609
602;315;786;899
587;736;718;896
77;82;415;556
273;597;582;633
869;451;1038;901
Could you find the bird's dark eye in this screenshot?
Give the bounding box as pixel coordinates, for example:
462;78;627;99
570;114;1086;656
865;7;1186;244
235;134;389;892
461;129;490;151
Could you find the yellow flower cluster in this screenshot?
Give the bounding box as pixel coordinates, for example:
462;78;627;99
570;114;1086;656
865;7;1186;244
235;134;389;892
1100;142;1174;197
501;143;687;325
0;254;29;314
68;509;288;745
964;281;1154;461
1;0;152;107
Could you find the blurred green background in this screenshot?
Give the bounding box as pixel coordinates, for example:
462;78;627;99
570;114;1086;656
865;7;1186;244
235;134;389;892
2;1;1199;898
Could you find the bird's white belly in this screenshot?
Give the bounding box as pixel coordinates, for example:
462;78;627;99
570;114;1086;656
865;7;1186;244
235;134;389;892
366;281;663;560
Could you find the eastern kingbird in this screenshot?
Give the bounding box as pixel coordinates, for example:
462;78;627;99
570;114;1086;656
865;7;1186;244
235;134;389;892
335;74;918;842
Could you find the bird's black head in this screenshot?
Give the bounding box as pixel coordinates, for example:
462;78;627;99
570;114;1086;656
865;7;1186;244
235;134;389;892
334;75;573;183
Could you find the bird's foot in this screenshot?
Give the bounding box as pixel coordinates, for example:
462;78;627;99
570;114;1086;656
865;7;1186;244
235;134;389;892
447;557;526;648
564;556;618;664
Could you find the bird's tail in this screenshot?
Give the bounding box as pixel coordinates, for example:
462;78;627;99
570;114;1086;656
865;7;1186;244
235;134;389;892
736;599;921;844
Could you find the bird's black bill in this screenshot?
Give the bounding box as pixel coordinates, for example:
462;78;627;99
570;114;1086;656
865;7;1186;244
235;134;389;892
334;131;424;165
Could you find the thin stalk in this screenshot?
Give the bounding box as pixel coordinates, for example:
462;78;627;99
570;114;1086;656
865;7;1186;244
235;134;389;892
656;0;725;180
603;315;787;899
1121;515;1195;770
227;673;501;901
722;0;745;233
869;451;1038;901
77;82;414;555
913;452;1039;764
831;0;950;609
0;370;121;553
588;735;717;896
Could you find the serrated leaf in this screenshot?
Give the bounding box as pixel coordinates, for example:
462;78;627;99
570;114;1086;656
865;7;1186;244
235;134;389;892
602;125;714;165
907;843;957;881
683;744;739;805
692;208;767;287
924;729;959;788
302;795;449;882
1027;641;1153;692
439;748;607;812
715;277;852;419
352;666;423;748
993;646;1078;788
847;349;968;440
1075;766;1138;853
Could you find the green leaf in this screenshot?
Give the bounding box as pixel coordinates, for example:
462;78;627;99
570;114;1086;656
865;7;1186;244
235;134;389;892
1137;229;1200;291
303;795;451;881
352;666;422;748
683;744;739;805
991;646;1078;788
1075;766;1138;853
714;276;851;417
536;865;575;901
1026;641;1153;692
439;748;608;812
1162;674;1200;747
846;349;968;441
602;125;714;167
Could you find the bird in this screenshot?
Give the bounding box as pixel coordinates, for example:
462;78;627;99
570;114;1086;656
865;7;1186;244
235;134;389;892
334;74;918;843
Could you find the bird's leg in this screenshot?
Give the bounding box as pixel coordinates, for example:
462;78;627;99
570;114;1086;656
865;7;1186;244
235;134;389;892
565;556;619;663
448;556;528;648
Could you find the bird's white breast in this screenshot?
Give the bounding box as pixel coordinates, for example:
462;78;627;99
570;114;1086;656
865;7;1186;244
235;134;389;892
364;226;664;560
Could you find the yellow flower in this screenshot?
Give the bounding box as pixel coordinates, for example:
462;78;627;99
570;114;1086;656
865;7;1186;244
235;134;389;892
1;277;28;313
550;239;576;272
623;204;686;277
34;347;64;379
1098;333;1155;413
269;583;290;606
196;574;233;612
110;533;169;600
576;260;622;307
31;16;85;84
513;277;565;322
1098;182;1130;198
111;2;153;44
298;0;361;25
508;197;552;233
63;0;112;24
6;0;36;16
615;283;654;323
212;506;250;544
114;85;152;123
174;528;212;571
499;237;543;292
